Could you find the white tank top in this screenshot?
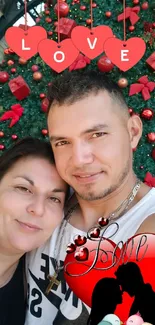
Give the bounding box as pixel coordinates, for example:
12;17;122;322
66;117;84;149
66;187;155;244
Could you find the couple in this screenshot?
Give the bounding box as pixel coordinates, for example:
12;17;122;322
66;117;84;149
1;70;155;325
89;262;155;325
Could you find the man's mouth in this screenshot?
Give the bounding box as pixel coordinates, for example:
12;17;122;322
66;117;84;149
73;171;103;183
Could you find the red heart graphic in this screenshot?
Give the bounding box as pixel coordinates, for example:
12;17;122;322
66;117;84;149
66;243;76;254
71;26;113;59
64;233;155;322
104;37;146;71
90;227;100;238
38;39;79;73
75;247;89;261
74;235;87;246
5;26;47;60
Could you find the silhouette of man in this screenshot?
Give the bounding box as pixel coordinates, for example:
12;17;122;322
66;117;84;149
88;277;122;325
115;262;155;323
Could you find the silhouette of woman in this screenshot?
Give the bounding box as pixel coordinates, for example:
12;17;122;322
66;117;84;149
87;278;122;325
115;262;155;323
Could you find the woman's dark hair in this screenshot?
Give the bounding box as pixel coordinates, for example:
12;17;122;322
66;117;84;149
87;277;122;325
0;136;70;200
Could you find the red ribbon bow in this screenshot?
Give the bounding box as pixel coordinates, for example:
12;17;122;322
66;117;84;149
117;6;140;25
69;54;91;71
0;103;24;127
129;76;155;101
144;172;155;187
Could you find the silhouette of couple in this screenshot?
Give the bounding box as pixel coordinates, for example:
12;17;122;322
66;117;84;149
88;262;155;325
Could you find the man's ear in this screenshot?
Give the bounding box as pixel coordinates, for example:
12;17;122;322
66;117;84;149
127;115;143;149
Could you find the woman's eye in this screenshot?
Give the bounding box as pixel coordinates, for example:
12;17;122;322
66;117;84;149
92;132;106;138
55;140;69;147
49;197;61;204
15;186;31;193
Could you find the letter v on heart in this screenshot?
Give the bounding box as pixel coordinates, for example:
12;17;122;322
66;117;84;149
104;37;146;71
71;25;113;60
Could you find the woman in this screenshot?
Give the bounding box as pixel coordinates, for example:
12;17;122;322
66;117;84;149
88;277;123;325
0;137;68;325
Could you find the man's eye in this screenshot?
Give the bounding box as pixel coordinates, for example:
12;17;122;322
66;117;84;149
15;186;31;193
49;197;61;203
55;140;69;147
92;132;106;138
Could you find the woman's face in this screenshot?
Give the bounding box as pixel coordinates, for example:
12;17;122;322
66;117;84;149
0;156;67;253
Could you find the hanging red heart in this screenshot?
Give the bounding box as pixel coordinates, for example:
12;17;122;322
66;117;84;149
38;39;79;73
104;37;146;71
64;233;155;322
71;26;113;59
5;26;47;60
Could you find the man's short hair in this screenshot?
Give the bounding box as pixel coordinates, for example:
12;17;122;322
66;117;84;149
47;70;129;114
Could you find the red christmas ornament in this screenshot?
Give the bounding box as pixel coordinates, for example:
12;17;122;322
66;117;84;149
48;31;53;36
7;60;14;66
0;144;5;150
31;65;39;72
141;2;149;10
133;0;139;4
12;134;18;140
97;55;114;72
4;48;9;55
40;93;46;99
45;17;52;23
11;68;16;74
129;25;135;31
118;78;128;88
33;72;43;81
45;10;50;15
128;107;133;115
147;133;155;143
141;108;154;120
86;19;92;25
152;148;155;160
42;129;48;135
36;17;41;23
19;57;28;65
54;2;69;17
0;71;9;83
80;5;86;10
54;21;58;27
92;2;97;8
41;98;49;113
105;11;112;18
152;23;155;29
0;131;4;137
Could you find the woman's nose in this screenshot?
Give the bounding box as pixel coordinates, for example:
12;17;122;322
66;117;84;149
27;197;45;217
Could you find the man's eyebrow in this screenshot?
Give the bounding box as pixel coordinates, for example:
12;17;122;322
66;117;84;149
14;176;66;193
49;124;108;142
81;123;109;135
14;176;34;185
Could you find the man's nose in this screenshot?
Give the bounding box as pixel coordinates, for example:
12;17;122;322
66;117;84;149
27;196;45;217
72;141;94;167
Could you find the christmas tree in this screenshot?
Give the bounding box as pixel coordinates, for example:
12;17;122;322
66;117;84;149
0;0;155;185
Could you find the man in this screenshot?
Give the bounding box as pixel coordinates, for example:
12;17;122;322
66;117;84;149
25;71;155;325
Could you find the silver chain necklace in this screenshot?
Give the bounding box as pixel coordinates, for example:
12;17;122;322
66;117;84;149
45;179;141;295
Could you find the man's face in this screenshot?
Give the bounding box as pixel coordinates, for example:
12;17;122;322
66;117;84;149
48;91;141;201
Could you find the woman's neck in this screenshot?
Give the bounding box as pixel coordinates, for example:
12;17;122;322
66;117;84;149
0;249;23;287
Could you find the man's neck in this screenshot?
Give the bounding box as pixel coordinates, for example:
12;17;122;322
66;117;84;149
70;173;150;232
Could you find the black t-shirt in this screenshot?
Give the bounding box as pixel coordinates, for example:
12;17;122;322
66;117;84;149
0;256;26;325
